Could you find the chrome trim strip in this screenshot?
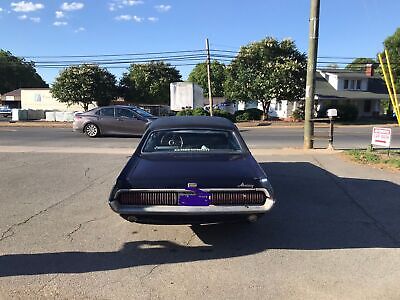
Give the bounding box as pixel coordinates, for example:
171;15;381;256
109;199;274;215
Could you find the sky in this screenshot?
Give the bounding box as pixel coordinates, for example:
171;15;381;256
1;0;400;85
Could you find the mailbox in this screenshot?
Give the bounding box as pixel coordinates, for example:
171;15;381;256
327;109;338;118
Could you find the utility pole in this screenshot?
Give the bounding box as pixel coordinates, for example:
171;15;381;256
304;0;320;149
206;38;214;116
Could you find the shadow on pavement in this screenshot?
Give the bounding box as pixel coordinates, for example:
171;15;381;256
1;162;399;277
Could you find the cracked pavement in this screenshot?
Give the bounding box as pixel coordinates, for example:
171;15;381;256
0;138;400;299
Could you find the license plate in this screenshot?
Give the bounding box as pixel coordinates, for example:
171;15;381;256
178;194;210;206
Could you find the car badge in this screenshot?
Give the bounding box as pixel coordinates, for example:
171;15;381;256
238;182;254;188
187;182;197;188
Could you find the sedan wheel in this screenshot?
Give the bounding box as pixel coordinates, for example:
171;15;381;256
84;123;99;137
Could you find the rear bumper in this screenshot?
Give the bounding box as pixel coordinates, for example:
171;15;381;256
109;187;275;224
109;200;274;215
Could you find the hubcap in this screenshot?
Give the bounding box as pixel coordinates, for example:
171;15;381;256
86;124;98;137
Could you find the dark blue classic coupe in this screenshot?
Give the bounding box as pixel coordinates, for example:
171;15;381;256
109;116;275;224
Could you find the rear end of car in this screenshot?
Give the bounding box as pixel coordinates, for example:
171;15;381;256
109;186;274;224
108;116;275;224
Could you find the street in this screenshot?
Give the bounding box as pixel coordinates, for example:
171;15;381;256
0;126;399;299
0;125;399;150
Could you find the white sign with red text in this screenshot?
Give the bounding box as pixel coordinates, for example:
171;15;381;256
371;127;392;147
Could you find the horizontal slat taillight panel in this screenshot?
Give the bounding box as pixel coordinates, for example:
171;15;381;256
210;191;266;206
117;191;178;206
116;190;267;206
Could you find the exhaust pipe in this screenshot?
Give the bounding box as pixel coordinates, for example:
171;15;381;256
247;214;258;223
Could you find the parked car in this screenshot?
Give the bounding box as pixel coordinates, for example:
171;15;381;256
0;106;12;118
73;105;157;137
109;116;275;224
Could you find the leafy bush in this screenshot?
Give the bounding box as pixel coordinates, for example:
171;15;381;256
192;107;209;116
176;109;193;116
292;108;304;121
176;107;209;116
234;108;263;122
213;109;236;122
320;104;358;122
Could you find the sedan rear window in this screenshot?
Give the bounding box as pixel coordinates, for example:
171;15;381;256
142;129;243;153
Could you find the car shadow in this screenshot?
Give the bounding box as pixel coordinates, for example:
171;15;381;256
1;162;399;277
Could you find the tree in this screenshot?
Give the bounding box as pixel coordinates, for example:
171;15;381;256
120;61;181;104
346;57;377;71
51;64;118;111
224;37;307;119
0;50;48;94
188;61;226;97
381;28;400;91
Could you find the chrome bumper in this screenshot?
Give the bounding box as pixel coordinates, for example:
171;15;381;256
109;201;274;215
109;187;274;215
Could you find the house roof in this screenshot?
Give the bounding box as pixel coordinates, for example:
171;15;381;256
2;88;22;97
315;71;390;100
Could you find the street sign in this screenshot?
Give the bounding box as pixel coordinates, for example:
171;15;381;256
371;127;392;147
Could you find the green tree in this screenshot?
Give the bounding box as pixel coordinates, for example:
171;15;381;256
120;61;181;104
0;50;48;94
51;64;117;111
188;61;226;97
381;28;400;91
224;37;307;119
346;57;377;71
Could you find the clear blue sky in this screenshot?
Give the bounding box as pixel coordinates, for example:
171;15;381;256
1;0;399;84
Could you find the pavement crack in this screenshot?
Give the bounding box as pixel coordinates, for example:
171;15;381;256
66;216;108;241
312;155;400;246
140;265;160;281
37;274;59;294
0;168;118;243
185;232;196;246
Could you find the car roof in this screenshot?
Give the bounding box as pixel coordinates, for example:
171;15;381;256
147;116;236;131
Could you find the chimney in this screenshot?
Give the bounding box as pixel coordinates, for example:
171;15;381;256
365;64;374;77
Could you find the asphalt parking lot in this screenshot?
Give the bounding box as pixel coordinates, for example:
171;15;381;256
0;127;400;299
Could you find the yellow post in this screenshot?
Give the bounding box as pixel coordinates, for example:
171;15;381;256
379;53;400;125
385;50;400;119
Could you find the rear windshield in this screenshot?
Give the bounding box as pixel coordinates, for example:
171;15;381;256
142;129;243;153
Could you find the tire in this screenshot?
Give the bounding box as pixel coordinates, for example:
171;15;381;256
84;123;100;138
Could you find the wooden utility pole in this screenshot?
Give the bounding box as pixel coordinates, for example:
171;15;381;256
206;38;214;116
304;0;320;149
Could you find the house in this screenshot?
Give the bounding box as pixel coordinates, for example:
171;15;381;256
0;88;91;112
237;99;297;119
236;66;390;119
315;66;389;118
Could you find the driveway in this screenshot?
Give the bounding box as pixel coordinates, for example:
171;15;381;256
0;148;399;299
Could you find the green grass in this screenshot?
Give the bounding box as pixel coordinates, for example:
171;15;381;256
346;149;400;170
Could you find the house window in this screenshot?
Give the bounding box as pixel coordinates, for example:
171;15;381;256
364;100;371;113
34;94;42;102
276;102;282;111
356;80;362;90
344;80;349;89
349;80;355;90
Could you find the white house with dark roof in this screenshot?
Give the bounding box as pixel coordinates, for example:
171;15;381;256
240;66;391;119
315;65;389;118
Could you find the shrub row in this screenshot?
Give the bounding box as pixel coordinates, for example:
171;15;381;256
176;108;263;122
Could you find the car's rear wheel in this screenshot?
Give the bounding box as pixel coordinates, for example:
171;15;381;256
84;123;99;137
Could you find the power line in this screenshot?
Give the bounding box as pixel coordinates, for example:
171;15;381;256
21;49;206;59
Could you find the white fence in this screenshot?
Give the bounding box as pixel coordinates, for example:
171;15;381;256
12;109;79;122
